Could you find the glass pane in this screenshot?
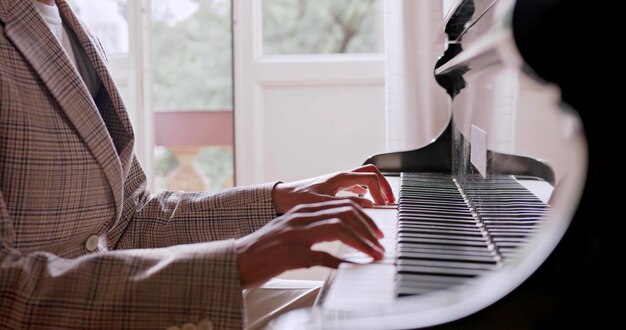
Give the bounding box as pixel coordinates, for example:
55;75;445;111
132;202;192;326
151;0;234;192
263;0;384;55
151;0;232;111
69;0;129;55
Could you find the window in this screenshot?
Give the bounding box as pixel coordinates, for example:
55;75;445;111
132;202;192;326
150;0;234;192
151;0;232;110
69;0;129;55
68;0;133;108
262;0;384;55
72;0;235;193
70;0;385;191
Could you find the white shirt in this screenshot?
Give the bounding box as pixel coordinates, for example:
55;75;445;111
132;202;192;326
33;1;101;99
33;1;78;68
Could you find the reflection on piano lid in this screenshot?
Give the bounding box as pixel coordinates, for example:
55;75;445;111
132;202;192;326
275;0;590;328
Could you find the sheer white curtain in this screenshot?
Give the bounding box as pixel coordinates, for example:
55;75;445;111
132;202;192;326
384;0;449;152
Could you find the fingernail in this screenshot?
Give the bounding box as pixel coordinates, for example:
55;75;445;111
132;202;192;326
368;241;384;254
375;244;385;255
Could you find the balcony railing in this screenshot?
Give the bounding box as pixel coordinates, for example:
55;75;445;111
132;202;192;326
154;110;234;192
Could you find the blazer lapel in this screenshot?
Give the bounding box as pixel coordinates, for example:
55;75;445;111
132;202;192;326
0;0;124;219
57;0;135;181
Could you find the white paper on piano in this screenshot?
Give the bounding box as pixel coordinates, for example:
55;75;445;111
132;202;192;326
471;125;488;178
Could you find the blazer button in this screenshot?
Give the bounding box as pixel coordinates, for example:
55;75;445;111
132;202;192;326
85;235;99;251
197;320;213;330
181;323;197;330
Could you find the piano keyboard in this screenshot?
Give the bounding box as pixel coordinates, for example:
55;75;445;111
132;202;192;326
396;173;548;296
321;173;551;309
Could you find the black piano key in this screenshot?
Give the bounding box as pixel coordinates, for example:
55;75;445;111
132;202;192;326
398;248;495;259
495;241;530;248
483;221;541;226
396;281;458;291
399;205;471;212
398;252;497;264
400;211;474;219
398;219;476;226
398;237;488;248
399;200;468;206
397;259;496;271
486;204;539;209
487;228;539;234
488;232;534;238
399;217;475;223
398;227;484;237
492;236;529;243
397;280;458;291
397;264;485;278
397;248;495;258
396;274;470;286
399;213;475;220
396;287;446;296
397;242;493;254
398;232;486;242
481;213;546;219
398;223;480;231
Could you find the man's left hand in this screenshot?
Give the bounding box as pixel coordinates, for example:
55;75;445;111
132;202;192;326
273;164;395;214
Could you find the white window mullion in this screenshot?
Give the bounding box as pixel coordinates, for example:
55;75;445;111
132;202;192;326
135;0;155;191
233;0;265;186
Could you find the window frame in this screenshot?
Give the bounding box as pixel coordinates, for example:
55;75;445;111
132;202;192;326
233;0;385;185
104;0;386;188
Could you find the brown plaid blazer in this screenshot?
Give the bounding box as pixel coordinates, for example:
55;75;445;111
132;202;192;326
0;0;278;328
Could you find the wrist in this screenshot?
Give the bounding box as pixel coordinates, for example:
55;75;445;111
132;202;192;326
235;238;251;289
272;181;290;214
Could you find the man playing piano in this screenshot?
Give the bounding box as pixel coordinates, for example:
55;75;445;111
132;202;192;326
0;0;394;328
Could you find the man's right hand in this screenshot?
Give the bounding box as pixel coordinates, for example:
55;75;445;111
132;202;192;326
235;200;385;289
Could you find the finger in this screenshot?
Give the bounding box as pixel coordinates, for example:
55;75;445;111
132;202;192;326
293;197;383;238
306;251;343;269
296;219;385;260
328;204;383;241
329;172;387;206
313;193;375;209
352;165;394;203
343;185;368;195
287;206;383;244
290;198;372;214
353;164;396;203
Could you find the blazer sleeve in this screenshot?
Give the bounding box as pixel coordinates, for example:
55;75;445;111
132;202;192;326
1;189;245;329
115;157;280;249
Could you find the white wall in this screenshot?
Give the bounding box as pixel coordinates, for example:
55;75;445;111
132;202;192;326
262;85;386;182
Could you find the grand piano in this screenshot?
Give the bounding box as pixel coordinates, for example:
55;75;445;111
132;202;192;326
275;0;609;328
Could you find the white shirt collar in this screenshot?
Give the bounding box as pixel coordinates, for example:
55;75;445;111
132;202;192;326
33;1;63;25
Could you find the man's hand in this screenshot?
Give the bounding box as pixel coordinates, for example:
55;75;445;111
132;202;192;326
273;164;395;214
236;200;385;288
